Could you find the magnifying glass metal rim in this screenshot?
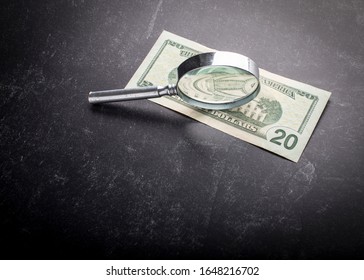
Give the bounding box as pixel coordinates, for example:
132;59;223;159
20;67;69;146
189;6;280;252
175;51;260;110
88;51;260;110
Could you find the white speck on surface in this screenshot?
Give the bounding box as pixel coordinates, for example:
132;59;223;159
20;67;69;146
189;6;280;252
295;161;316;185
146;0;163;39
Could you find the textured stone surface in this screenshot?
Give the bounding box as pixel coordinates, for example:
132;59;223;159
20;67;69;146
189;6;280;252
0;0;363;259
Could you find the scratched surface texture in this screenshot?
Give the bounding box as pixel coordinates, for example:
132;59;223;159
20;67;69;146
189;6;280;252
1;0;363;259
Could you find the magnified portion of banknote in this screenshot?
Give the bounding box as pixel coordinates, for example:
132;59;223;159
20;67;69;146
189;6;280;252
126;31;331;162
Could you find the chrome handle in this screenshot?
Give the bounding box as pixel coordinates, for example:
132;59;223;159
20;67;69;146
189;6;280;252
88;85;177;104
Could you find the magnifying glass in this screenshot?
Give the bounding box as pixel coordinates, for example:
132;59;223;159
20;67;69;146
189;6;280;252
88;51;260;110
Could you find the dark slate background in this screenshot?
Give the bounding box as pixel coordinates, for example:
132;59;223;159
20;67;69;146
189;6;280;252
1;0;363;259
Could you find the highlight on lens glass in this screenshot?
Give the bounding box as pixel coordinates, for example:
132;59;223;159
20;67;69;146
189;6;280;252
178;65;259;104
88;52;260;110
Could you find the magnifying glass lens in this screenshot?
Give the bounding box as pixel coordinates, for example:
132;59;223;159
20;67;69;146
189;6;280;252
177;66;259;105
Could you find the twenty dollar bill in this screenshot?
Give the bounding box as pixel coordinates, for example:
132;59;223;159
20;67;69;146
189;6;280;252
126;31;331;162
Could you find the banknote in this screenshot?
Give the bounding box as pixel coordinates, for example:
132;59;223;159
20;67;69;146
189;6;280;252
126;31;331;162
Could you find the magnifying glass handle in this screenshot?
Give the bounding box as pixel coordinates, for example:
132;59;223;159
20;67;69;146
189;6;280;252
88;85;177;104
